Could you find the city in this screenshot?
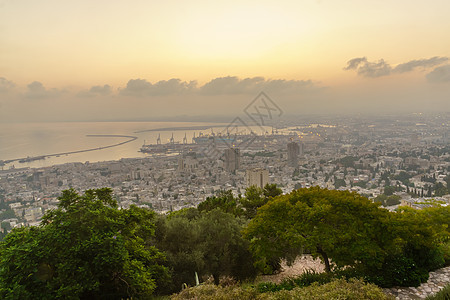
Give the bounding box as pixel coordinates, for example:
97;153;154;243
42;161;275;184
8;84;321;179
1;114;449;236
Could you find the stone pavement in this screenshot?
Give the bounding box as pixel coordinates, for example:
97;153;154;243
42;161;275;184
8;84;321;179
384;266;450;299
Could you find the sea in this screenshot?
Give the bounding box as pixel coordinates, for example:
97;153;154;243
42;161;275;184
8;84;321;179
0;121;269;169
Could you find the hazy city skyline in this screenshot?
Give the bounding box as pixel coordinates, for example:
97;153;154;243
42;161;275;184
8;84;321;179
1;0;450;122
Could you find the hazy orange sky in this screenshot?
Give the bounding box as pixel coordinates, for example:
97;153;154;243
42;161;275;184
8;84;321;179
1;0;449;121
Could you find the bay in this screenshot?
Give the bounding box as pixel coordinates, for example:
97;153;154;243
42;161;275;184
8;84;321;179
0;121;231;169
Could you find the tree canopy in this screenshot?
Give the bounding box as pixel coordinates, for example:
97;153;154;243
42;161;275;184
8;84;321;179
0;188;168;299
239;184;283;219
244;187;391;274
244;187;447;287
155;208;256;293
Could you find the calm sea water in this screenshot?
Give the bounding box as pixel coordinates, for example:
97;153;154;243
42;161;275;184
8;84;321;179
0;121;235;169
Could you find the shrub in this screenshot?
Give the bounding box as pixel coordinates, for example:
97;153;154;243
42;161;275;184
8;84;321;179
257;269;335;293
171;278;393;300
438;241;450;266
170;284;260;300
265;278;393;300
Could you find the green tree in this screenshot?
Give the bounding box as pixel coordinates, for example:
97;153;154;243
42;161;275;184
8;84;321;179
154;211;205;294
384;195;401;206
244;188;389;274
155;208;256;291
244;187;446;287
434;182;448;197
0;209;15;220
239;184;283;219
263;183;283;199
383;186;396;196
197;190;243;216
333;177;346;189
198;209;256;285
0;188;168;299
239;186;265;219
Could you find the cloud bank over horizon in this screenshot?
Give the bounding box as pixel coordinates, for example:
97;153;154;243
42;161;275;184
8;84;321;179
344;56;450;79
1;58;449;123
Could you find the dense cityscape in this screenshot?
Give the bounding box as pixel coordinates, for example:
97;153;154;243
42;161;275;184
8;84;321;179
1;113;449;236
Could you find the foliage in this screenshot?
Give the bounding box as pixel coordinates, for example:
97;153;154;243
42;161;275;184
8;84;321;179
154;213;205;294
0;188;168;299
170;283;260;300
170;278;392;300
360;206;446;287
256;270;335;293
197;190;243;216
0;209;16;220
155;208;257;294
353;181;367;188
244;187;447;287
262;184;283;199
198;209;257;284
334;178;346;189
244;188;390;274
433;182;449;197
373;194;401;207
239;184;282;219
336;156;358;168
394;171;412;185
262;278;393;300
438;241;450;265
383;186;397;196
425;283;450;300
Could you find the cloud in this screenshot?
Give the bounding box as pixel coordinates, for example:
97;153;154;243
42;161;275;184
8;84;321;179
120;78;197;97
393;57;448;73
343;57;368;70
200;76;315;95
0;77;15;93
344;58;392;77
200;76;263;94
25;81;62;99
344;56;449;78
77;84;112;97
426;65;450;83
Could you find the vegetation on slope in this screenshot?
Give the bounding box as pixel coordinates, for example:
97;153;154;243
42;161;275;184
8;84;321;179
0;186;448;298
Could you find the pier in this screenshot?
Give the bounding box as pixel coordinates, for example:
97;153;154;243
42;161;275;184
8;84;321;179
2;135;138;165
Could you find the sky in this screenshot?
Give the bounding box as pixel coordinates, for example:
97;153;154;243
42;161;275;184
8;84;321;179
1;0;450;122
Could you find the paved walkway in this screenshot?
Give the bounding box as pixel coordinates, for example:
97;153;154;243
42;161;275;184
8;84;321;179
384;266;450;299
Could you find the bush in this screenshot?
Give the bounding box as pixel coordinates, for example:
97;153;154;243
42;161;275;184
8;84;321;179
438;241;450;266
257;270;334;293
171;278;392;300
265;278;393;300
365;254;429;287
170;284;260;300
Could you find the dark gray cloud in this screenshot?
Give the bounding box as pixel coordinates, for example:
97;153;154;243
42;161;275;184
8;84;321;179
344;56;449;78
120;78;197;97
393;57;448;73
0;77;15;93
77;84;112;97
200;76;315;95
25;81;62;99
426;65;450;83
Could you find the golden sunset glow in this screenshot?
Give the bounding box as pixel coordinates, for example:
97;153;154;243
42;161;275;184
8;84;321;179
1;0;449;121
